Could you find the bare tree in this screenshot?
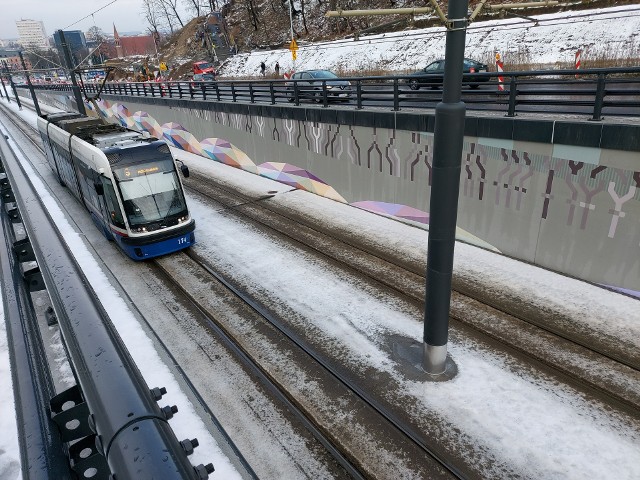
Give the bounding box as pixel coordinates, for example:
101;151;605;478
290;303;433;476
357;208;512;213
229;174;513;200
86;26;107;42
246;0;260;31
158;0;186;29
183;0;208;16
142;0;163;36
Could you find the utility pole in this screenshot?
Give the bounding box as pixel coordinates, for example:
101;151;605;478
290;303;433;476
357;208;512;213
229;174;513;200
326;2;469;377
288;0;296;71
19;51;41;117
57;30;86;115
0;73;10;102
2;61;21;109
423;0;469;375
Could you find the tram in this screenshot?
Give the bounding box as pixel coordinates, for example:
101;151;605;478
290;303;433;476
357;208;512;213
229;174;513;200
37;112;195;260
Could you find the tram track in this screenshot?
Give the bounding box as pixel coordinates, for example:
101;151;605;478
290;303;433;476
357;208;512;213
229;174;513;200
183;172;640;417
0;103;362;478
153;252;463;479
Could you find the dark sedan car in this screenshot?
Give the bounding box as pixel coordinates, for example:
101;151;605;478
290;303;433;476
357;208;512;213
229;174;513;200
406;58;489;90
286;70;352;102
191;73;215;85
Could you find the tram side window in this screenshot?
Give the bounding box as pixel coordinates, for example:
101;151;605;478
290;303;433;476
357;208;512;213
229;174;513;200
53;144;81;198
101;178;126;229
77;163;99;211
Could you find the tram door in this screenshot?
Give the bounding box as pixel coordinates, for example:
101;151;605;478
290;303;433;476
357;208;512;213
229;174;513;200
98;176;127;240
88;170;114;241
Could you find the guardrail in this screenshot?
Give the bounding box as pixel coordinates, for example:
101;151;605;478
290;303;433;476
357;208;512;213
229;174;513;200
32;66;640;120
0;131;212;478
0;140;70;478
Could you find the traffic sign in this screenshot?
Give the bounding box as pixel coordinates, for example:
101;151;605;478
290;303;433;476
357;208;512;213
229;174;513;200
289;39;298;51
292;50;297;61
159;62;167;71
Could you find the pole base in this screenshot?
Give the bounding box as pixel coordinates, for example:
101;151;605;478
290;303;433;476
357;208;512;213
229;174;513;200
423;343;447;375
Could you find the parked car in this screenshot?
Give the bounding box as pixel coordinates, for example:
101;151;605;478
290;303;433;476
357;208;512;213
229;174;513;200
406;58;489;90
286;70;352;102
193;61;215;75
190;73;215;87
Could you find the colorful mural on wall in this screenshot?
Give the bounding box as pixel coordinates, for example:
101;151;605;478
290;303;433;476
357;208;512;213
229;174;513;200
92;98;348;204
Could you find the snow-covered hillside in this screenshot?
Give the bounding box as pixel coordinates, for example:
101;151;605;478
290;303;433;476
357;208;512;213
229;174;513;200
220;5;640;77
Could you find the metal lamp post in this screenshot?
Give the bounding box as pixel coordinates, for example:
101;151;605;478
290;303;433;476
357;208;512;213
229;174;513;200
423;0;469;375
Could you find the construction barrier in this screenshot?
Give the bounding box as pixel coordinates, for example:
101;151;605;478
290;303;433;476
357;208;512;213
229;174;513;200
575;49;582;78
495;52;505;91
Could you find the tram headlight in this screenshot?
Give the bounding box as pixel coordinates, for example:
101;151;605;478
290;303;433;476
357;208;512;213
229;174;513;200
132;226;148;233
177;216;188;224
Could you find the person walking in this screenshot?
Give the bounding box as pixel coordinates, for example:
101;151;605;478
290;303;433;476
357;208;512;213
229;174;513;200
260;61;266;77
275;62;280;77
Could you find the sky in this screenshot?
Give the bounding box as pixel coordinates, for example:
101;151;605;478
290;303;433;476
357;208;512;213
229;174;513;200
0;0;190;39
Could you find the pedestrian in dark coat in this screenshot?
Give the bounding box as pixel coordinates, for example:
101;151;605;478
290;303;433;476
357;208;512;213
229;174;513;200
275;62;280;77
260;61;266;76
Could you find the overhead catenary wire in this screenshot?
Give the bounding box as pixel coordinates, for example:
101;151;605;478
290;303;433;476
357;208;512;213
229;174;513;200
61;0;119;30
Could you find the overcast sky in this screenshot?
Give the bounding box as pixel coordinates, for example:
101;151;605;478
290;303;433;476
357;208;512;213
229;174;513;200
0;0;191;39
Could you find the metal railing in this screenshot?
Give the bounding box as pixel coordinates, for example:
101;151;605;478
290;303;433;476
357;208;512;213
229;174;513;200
0;131;212;478
0;146;70;478
32;66;640;120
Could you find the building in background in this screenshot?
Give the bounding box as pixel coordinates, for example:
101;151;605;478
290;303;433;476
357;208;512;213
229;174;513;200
53;30;88;67
113;25;156;57
15;19;50;50
0;48;32;70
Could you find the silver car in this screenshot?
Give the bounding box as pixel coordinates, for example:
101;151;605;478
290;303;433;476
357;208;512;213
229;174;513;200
286;69;352;102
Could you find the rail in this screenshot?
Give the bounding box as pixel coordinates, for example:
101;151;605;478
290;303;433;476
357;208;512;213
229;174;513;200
0;130;210;478
28;66;640;120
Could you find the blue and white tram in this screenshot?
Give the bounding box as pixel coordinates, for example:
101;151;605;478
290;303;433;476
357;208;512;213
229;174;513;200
37;112;195;260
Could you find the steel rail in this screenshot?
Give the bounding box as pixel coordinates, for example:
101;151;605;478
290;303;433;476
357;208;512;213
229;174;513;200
183;176;640;408
150;261;368;480
0;127;202;479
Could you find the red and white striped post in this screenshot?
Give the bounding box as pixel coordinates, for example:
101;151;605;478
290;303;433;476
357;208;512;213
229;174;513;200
575;49;582;78
495;51;505;91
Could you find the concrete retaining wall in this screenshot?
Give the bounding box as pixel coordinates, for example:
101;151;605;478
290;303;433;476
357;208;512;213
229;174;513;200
34;90;640;291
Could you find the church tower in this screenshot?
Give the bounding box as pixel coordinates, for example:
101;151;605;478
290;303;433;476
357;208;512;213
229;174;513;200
113;24;123;58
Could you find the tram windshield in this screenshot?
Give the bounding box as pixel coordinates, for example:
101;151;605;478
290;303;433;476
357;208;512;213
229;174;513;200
113;158;188;229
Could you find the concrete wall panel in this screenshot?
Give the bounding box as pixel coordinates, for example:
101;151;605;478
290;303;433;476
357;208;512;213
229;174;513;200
34;91;640;292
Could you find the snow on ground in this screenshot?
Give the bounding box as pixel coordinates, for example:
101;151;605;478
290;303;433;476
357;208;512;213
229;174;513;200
0;103;242;479
178;157;640;478
1;5;640;473
220;5;640;77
